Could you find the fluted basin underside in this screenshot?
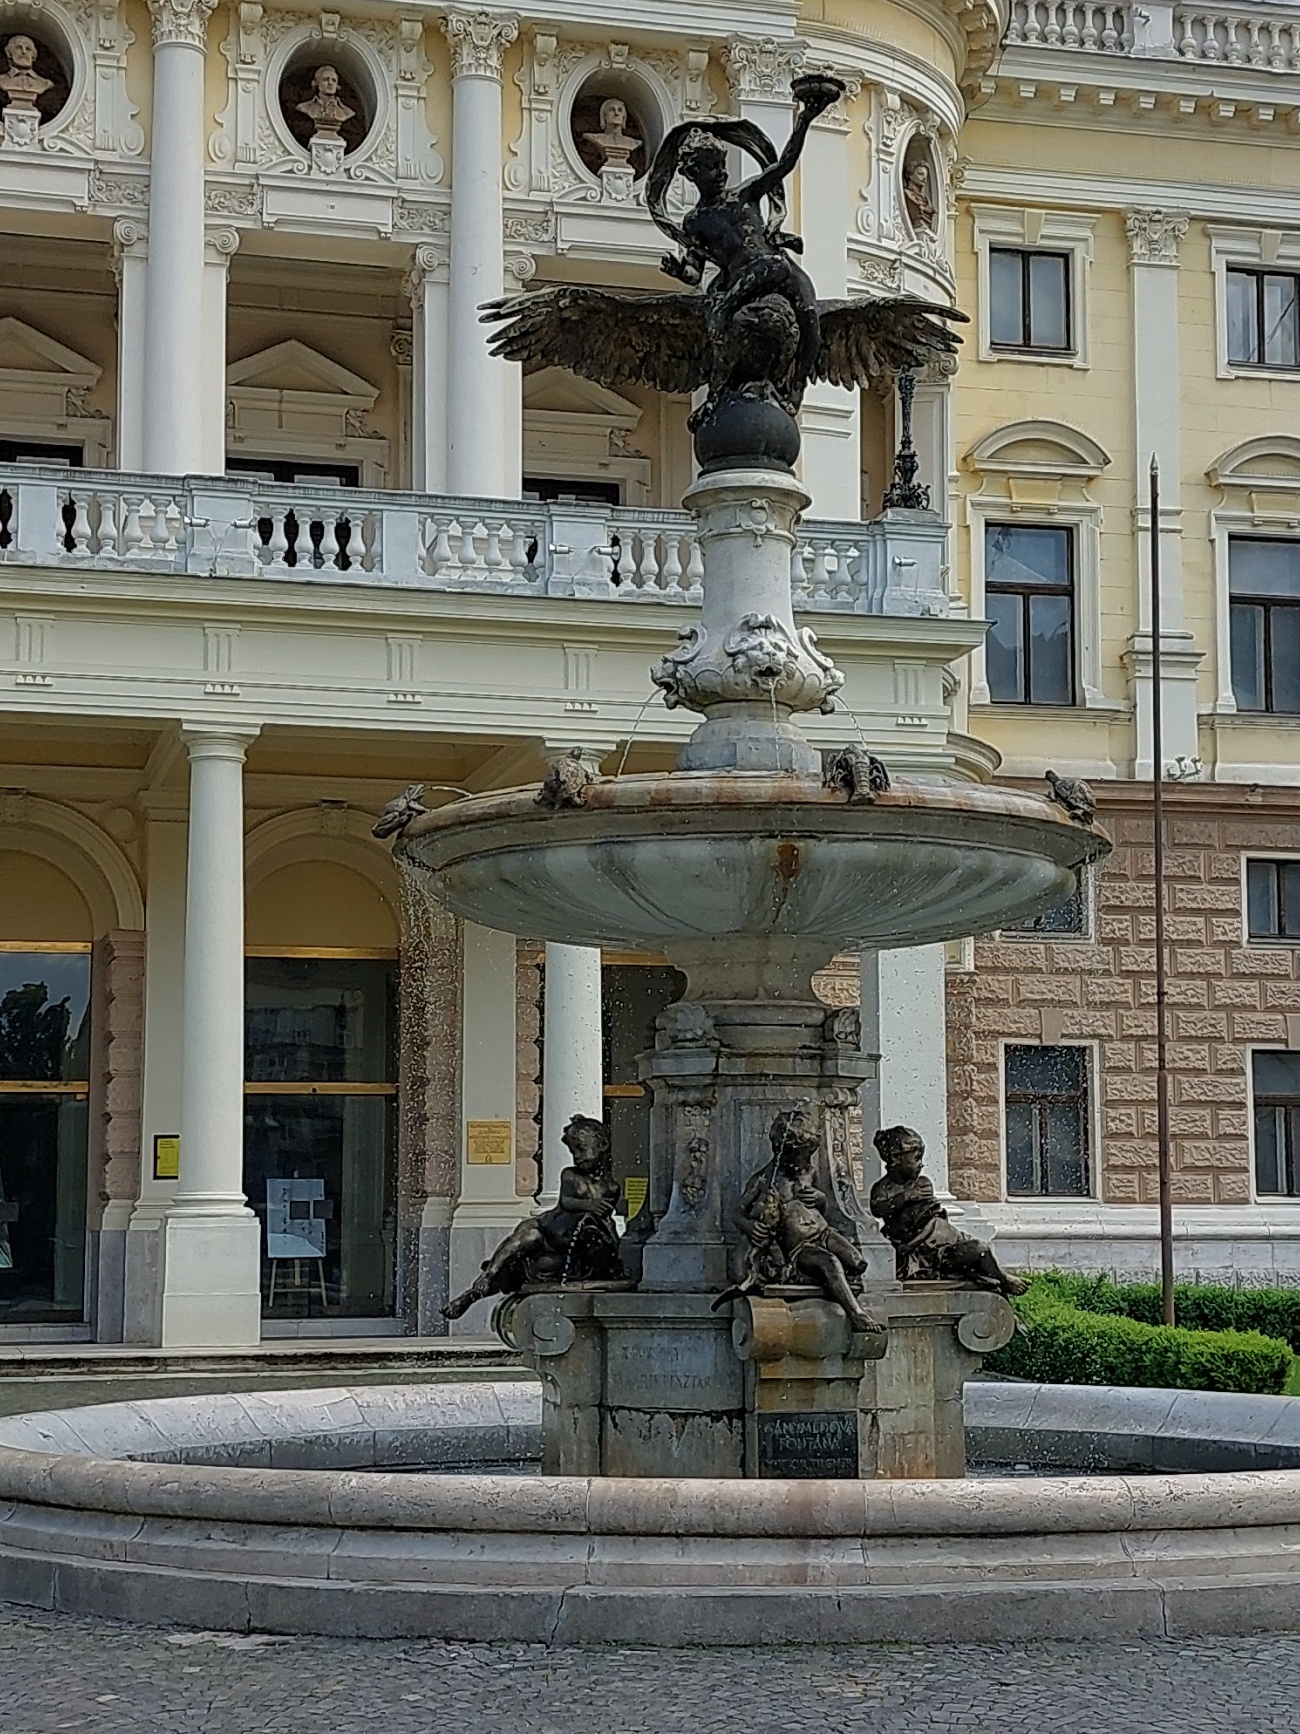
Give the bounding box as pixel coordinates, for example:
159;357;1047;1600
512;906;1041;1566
398;774;1109;963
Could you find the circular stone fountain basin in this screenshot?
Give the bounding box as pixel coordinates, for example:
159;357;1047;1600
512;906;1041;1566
397;774;1109;956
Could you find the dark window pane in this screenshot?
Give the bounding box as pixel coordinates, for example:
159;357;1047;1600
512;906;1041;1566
1005;1100;1037;1195
1229;539;1300;600
1005;873;1085;935
1263;274;1299;368
1270;605;1300;713
1230;602;1266;711
1254;1051;1300;1096
987;524;1072;588
1227;270;1258;365
1256;1103;1284;1195
1045;1101;1088;1196
0;954;91;1084
1281;863;1300;938
1027;591;1073;704
989;249;1025;347
1247;860;1280;939
1027;252;1069;349
245;958;395;1083
986;590;1024;702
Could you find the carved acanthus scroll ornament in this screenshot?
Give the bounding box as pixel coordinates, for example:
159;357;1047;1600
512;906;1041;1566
147;0;217;51
443;9;518;81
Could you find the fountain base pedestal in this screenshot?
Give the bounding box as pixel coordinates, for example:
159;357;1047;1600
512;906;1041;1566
504;1281;1015;1479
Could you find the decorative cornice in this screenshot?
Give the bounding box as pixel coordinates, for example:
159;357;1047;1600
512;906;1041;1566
443;10;519;81
147;0;217;51
1125;206;1189;266
723;36;805;104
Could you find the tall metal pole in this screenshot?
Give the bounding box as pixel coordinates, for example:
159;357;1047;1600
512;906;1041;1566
1150;456;1175;1326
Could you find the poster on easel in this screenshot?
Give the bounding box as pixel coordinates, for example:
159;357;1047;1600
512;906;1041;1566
265;1178;330;1259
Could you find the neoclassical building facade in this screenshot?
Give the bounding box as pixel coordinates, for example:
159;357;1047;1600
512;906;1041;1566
1;0;1300;1349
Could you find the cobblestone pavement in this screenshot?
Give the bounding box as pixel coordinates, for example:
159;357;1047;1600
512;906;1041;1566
3;1609;1300;1733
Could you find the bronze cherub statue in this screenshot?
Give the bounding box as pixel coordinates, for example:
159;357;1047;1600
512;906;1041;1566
482;75;964;473
869;1125;1028;1299
721;1106;883;1334
443;1114;623;1318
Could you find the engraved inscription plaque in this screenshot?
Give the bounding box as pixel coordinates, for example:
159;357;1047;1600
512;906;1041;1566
756;1410;859;1478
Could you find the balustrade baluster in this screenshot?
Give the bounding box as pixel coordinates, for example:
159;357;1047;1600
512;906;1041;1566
1062;2;1081;48
638;528;661;592
483;521;504;579
1080;4;1099;48
96;496;119;556
122;498;145;554
684;534;704;601
661;530;684;595
265;509;290;571
1100;5;1120;50
161;500;182;553
1023;0;1043;42
427;517;454;576
68;491;92;554
1177;11;1197;55
1044;1;1063;46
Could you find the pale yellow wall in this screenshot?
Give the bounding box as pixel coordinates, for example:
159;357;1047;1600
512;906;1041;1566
0;852;93;943
124;0;154;143
802;0;957;77
246;860;399;950
0;280;118;427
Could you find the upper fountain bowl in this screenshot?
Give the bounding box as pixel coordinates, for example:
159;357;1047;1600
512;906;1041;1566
397;773;1109;993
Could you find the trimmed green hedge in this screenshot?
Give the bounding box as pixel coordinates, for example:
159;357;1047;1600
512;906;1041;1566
986;1275;1294;1394
1033;1272;1300;1354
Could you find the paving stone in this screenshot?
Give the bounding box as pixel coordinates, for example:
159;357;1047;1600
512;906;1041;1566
5;1607;1300;1732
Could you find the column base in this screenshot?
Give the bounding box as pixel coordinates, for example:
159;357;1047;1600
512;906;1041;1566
159;1212;261;1348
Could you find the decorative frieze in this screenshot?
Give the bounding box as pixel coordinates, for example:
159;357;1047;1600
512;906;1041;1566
443;10;518;81
1125;206;1190;265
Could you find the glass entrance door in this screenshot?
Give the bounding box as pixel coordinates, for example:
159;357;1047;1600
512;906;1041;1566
0;947;90;1324
244;954;398;1320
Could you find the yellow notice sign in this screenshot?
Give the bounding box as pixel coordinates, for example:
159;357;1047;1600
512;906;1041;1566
623;1176;648;1220
153;1135;180;1181
466;1120;513;1165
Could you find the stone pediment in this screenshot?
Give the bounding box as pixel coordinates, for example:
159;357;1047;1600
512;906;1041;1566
523;367;640;430
0;317;101;391
227;341;377;406
1208;436;1300;491
966;419;1111;482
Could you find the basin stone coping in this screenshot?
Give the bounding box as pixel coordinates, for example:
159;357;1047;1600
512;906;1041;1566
3;1381;1300;1539
966;1379;1300;1467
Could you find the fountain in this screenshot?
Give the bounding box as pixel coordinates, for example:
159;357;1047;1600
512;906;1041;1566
388;75;1109;1482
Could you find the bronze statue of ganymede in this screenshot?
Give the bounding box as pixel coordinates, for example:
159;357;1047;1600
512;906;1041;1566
870;1125;1028;1298
443;1114;623;1318
723;1108;884;1334
481;75;965;473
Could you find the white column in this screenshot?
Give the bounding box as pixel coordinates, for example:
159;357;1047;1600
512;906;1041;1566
443;10;518;498
407;244;450;492
200;227;237;476
1125;208;1201;775
797;96;862;518
447;922;527;1334
142;0;216;475
159;728;261;1348
111;218;149;471
539;943;604;1208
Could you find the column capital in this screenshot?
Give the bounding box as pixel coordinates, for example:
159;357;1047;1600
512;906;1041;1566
179;725;260;761
203;225;240;270
723;36;805;105
443;9;518;80
405;241;449;295
148;0;217;50
1125;207;1190;268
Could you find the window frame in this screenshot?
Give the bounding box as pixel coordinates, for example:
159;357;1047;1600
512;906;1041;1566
1001;1041;1095;1201
988;246;1073;355
1225;266;1300;372
1000;868;1091;941
1241;854;1300;947
972;206;1095;370
1210;227;1300;382
1249;1047;1300;1200
983;520;1078;707
1225;535;1300;716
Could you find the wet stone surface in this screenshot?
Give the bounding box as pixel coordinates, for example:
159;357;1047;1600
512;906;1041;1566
4;1609;1300;1732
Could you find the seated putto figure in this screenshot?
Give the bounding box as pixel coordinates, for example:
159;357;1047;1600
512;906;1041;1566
443;1114;623;1318
726;1107;882;1334
869;1125;1028;1298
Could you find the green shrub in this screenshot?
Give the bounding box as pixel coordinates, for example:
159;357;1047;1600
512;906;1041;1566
986;1276;1293;1394
1031;1271;1300;1352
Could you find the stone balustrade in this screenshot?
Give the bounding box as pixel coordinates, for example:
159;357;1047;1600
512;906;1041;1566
0;465;951;617
1006;0;1300;61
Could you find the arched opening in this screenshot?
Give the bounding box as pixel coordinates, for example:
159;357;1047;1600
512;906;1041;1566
244;856;399;1327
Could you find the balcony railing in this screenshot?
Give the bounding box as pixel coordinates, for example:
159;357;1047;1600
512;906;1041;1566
0;466;951;617
1005;0;1300;62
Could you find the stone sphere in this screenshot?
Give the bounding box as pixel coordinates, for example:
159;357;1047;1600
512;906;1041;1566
693;392;801;475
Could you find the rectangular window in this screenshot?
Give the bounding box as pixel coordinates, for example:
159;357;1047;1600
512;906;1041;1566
1229;538;1300;714
244;956;398;1320
985;523;1075;705
1003;872;1087;937
1005;1044;1090;1198
1246;859;1300;942
1253;1051;1300;1196
989;248;1071;352
1227;268;1300;369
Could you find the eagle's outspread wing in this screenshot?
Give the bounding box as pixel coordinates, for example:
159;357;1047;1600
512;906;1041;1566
482;287;712;396
813;297;967;394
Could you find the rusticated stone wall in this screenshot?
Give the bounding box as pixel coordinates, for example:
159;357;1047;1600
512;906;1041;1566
90;929;144;1217
946;788;1300;1209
